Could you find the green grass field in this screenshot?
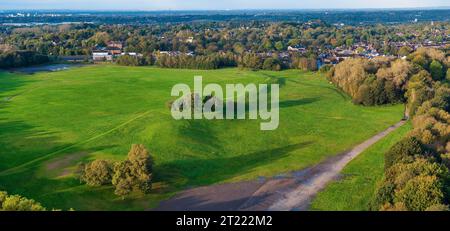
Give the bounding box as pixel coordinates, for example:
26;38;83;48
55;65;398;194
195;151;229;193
310;123;412;211
0;65;404;210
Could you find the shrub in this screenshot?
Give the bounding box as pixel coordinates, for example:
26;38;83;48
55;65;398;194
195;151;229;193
111;161;134;198
80;160;113;186
111;144;153;197
127;144;153;193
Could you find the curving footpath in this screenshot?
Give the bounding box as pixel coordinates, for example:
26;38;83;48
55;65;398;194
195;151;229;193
155;120;406;211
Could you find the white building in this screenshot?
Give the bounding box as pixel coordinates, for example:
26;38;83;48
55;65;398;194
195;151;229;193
92;52;112;61
121;52;143;57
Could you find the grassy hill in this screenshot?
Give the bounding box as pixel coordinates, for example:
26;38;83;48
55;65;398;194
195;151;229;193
0;65;403;210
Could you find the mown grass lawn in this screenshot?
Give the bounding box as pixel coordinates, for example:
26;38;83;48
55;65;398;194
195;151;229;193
310;122;412;211
0;65;404;210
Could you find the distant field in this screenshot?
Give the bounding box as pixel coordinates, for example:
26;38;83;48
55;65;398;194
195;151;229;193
310;123;412;211
0;65;403;210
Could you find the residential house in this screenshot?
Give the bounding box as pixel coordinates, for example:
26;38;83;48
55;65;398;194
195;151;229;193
92;51;112;61
92;41;124;61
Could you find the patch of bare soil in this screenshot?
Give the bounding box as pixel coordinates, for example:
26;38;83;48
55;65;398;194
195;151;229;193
44;152;88;177
154;181;264;211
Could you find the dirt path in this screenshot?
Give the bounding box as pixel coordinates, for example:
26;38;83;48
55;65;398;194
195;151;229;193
267;120;406;211
155;120;406;211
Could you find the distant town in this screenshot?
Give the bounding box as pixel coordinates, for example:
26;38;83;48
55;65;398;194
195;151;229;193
82;19;449;70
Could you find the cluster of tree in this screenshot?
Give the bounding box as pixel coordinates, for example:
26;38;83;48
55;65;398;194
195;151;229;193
262;57;283;71
372;154;448;211
154;51;320;71
170;93;222;115
150;51;320;71
156;52;236;70
408;47;448;81
370;49;450;211
328;57;408;105
409;85;450;154
236;53;285;71
0;191;46;211
329;48;449;106
291;56;318;71
0;49;49;68
406;49;449;116
372;106;450;211
79;144;153;199
116;55;153;66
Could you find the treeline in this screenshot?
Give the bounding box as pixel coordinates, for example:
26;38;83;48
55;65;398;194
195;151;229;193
155;52;236;70
79;144;153;199
358;49;450;211
371;83;450;211
0;50;49;68
327;48;450;210
328;48;449;106
136;52;318;71
329;58;409;105
116;54;153;66
236;54;318;71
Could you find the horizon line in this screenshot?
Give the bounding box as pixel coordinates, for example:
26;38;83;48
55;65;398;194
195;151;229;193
2;6;450;12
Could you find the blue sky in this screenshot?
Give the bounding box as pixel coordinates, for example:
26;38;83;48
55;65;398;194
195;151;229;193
1;0;449;10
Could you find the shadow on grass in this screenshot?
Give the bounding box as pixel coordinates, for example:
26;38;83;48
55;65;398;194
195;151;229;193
279;97;320;108
288;79;349;100
176;119;222;151
0;101;117;175
155;141;314;189
260;73;287;88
